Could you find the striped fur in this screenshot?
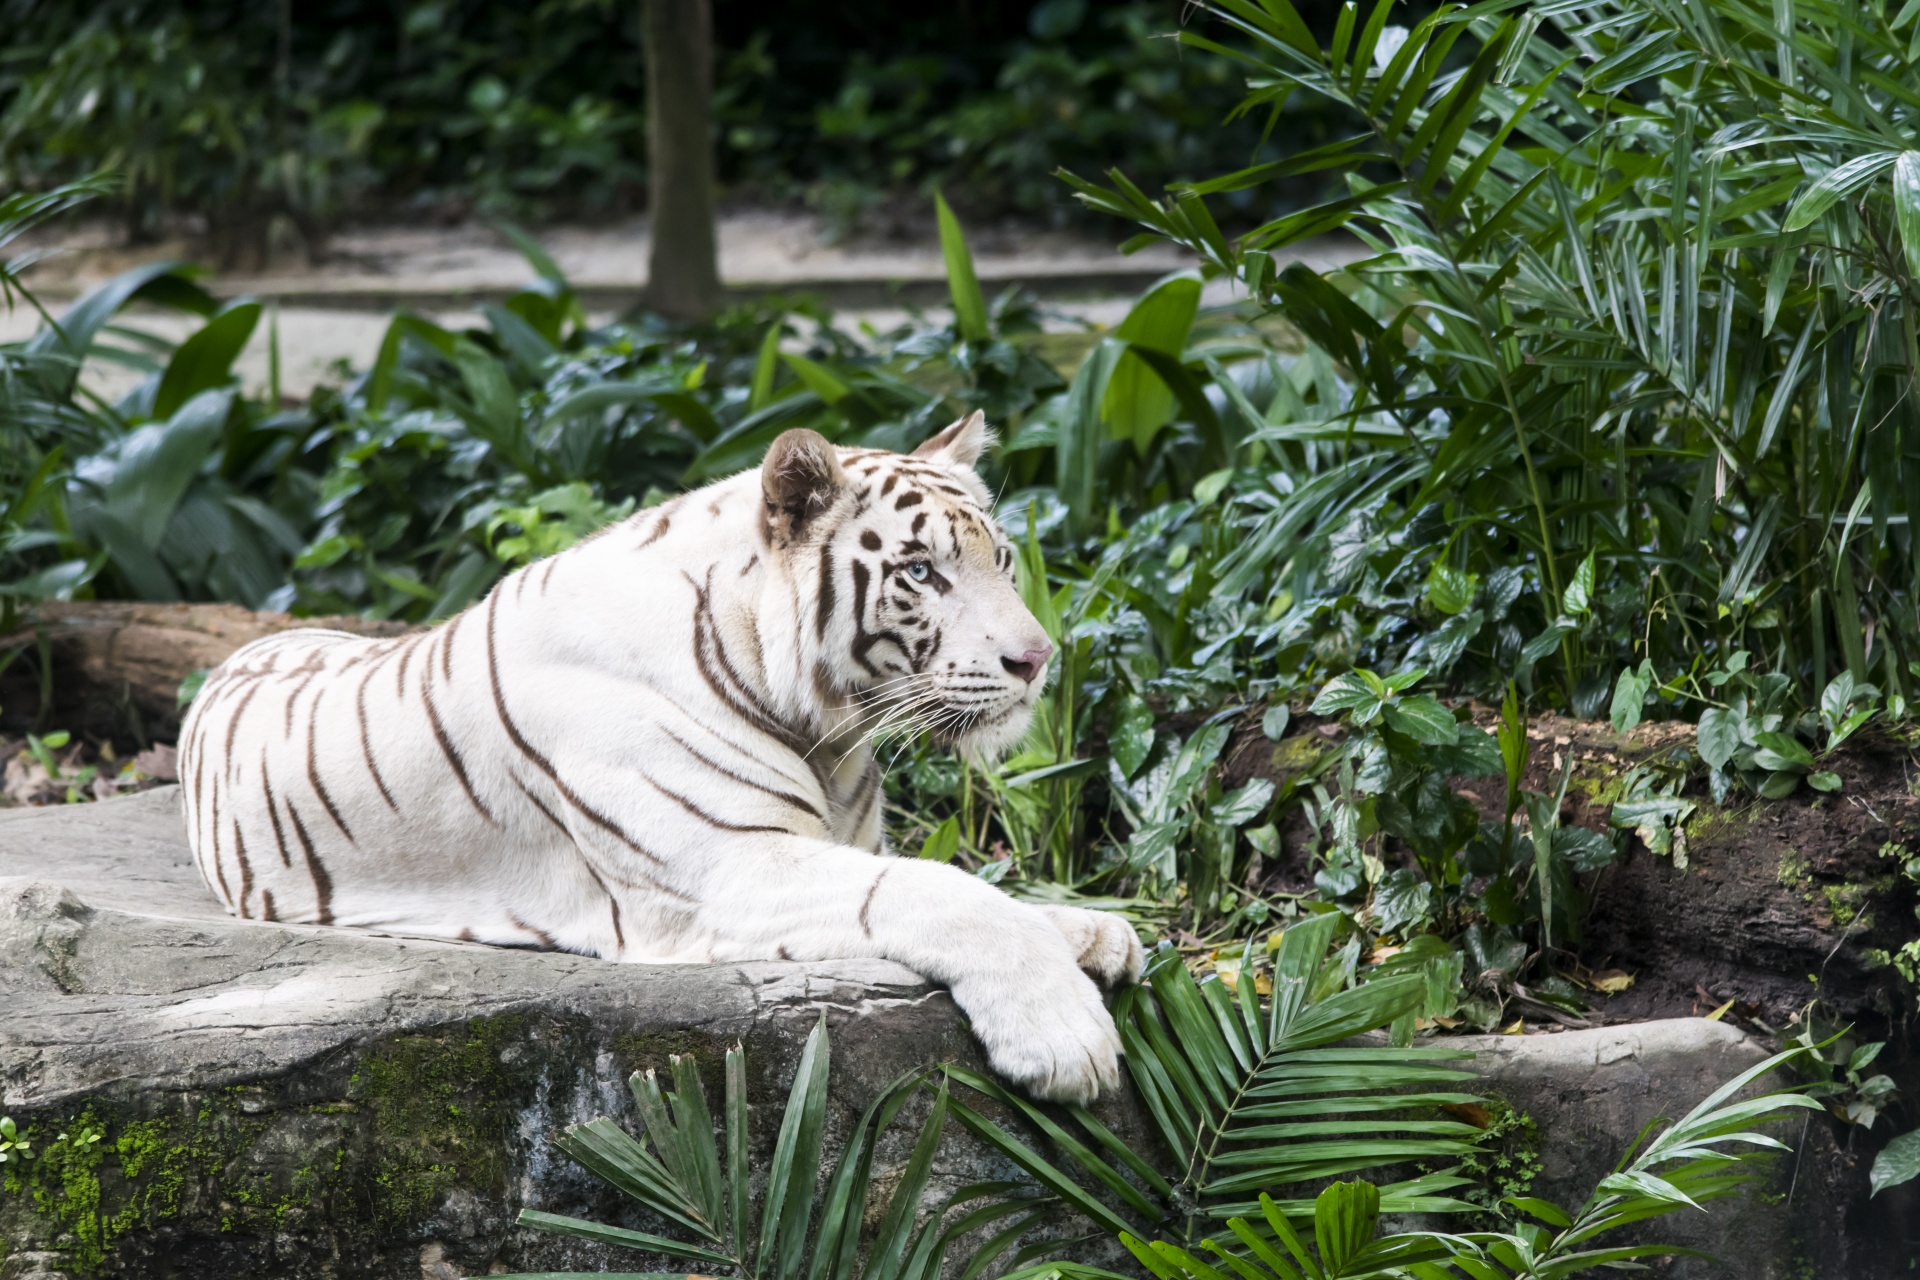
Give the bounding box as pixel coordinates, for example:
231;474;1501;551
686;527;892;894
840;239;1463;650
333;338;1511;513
178;414;1143;1103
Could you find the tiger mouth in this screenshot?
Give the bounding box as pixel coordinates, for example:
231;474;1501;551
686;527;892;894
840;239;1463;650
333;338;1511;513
926;697;1029;748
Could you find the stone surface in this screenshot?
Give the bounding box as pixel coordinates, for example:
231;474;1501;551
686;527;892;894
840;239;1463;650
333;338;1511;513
0;789;1839;1278
1452;1022;1789;1277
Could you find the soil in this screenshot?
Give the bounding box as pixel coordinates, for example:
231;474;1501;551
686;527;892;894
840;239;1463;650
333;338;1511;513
1226;707;1920;1274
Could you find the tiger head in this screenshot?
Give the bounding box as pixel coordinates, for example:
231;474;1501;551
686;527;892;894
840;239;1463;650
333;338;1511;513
759;413;1052;758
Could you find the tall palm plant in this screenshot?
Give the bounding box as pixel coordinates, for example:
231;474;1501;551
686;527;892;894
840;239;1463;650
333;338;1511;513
1064;0;1920;714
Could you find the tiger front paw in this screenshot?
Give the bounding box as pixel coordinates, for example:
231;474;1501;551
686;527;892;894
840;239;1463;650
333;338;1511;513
958;962;1124;1105
1039;904;1145;989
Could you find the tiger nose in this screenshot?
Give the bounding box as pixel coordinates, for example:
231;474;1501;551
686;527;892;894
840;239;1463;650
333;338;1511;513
1000;644;1053;684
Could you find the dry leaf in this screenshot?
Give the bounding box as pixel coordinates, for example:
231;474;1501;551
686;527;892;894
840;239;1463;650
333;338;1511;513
1502;1019;1526;1035
1441;1101;1492;1128
1590;969;1634;994
134;744;179;782
1704;998;1735;1022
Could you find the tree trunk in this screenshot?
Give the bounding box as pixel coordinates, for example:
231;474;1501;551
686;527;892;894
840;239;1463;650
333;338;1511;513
642;0;721;322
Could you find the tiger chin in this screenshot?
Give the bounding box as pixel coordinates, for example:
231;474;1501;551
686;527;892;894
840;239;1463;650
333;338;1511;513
177;411;1144;1105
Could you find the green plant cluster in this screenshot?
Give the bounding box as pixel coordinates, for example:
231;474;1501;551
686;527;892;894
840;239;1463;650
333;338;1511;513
516;923;1822;1279
0;0;1333;239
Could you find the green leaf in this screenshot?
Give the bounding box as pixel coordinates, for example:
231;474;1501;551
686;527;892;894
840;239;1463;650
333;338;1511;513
866;1080;949;1280
1871;1129;1920;1196
1595;1170;1701;1210
27;260;214;397
152;301;260;421
1757;770;1802;800
781;353;852;406
1504;1195;1572;1226
1424;563;1479;616
1262;704;1291;741
516;1209;735;1266
364;312;457;410
494;217;567;282
1519;619;1575;668
1312;672;1383;721
1113;696;1157;778
1696;707;1742;771
920;816;961;862
750;320;784;411
935;192;989;344
1213;779;1276;828
1751;731;1813;771
1056;339;1123;528
1161;723;1231;819
758;1016;830;1279
1561;551;1596;617
1893;153;1920;282
1806;771;1842;792
1784;152;1900;232
1610;663;1652;735
1313;1180;1380;1273
1551;825;1617;873
1103;273;1203;453
725;1046;749;1263
1382;694;1459;746
104;389;233;546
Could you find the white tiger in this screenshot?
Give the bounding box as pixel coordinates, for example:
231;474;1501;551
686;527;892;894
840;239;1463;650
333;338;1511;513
177;413;1143;1103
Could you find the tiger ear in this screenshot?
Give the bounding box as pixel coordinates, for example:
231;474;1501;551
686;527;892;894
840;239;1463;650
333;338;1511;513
913;410;994;468
761;428;847;545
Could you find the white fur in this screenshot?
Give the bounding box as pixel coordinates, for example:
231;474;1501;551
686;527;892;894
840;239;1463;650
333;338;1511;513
177;418;1144;1103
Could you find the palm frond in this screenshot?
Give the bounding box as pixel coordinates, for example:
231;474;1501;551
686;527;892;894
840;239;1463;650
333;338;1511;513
509;1016;1059;1280
946;912;1491;1251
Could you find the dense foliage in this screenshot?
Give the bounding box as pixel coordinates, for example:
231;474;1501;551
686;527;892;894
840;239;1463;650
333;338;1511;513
0;0;1337;242
4;0;1919;1192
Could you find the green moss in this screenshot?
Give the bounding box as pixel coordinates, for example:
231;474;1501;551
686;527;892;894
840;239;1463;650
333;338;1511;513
1268;734;1329;778
0;1100;266;1273
1679;804;1754;843
1;1012;550;1272
1776;849;1811;890
1569;769;1630;810
615;1029;728;1079
351;1011;537;1231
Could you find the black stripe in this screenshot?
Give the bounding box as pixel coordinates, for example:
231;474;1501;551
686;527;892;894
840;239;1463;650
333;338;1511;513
662;728;824;821
283;653;325;738
220;678;263;786
859;866;890;938
355;662;400;811
509;914;558;950
423;655;498;826
262;749;293;868
284;799;334;926
232;820;254;918
483;591;663;862
208;797;233;905
305;686;356;842
646;775;793;835
847;759;882;829
815;545;835;639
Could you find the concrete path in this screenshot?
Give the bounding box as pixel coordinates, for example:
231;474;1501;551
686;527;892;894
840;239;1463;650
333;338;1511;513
2;211;1365;400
